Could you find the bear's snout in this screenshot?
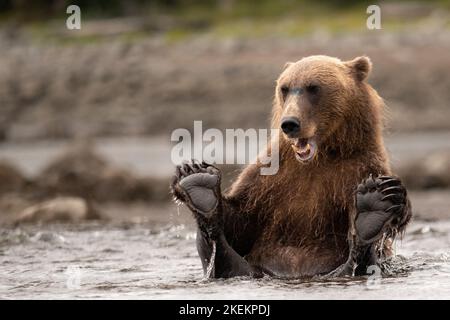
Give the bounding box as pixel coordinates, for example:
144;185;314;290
281;116;301;138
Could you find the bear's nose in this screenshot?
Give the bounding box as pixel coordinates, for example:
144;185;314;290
281;117;301;137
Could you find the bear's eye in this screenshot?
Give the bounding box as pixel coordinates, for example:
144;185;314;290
306;84;320;95
280;86;289;99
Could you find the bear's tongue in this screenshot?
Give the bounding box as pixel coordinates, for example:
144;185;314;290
295;138;317;162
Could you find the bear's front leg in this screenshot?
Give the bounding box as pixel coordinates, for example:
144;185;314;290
171;160;255;278
328;175;411;277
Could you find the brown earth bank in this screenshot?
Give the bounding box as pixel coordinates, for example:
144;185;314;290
0;144;170;201
396;151;450;189
0;143;449;225
1;192;449;226
0;143;242;224
1;29;450;142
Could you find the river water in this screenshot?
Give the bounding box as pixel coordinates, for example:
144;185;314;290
1;218;449;299
1;132;450;299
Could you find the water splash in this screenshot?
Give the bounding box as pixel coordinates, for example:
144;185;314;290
378;232;387;258
175;205;181;238
205;241;216;279
2;219;449;299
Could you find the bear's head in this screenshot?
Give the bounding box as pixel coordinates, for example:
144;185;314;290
272;55;380;164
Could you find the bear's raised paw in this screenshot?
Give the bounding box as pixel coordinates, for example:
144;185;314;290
171;160;222;219
355;175;407;245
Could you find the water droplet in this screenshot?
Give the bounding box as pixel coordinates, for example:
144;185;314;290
421;226;431;234
205;241;216;279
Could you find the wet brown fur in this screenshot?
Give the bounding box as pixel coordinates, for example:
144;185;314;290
222;55;396;277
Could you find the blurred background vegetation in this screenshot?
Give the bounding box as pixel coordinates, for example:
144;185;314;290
0;0;450;41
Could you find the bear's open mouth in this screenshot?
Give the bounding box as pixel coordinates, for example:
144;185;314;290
293;138;317;162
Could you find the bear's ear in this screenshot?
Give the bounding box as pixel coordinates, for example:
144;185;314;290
345;56;372;81
283;61;294;71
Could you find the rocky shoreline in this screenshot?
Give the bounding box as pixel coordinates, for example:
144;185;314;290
0;140;449;225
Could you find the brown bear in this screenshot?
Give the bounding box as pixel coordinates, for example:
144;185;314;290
171;55;412;279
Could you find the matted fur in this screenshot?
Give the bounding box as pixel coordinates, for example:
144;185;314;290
223;55;398;276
